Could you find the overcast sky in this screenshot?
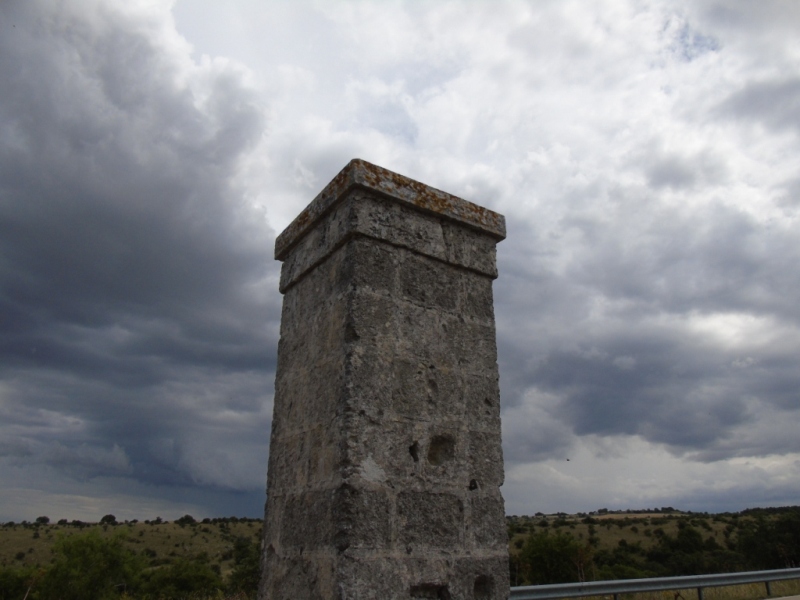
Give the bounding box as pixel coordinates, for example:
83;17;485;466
1;0;799;522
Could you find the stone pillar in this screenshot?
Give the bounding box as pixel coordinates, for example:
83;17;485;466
259;159;508;600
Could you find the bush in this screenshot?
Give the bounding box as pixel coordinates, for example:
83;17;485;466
0;565;39;600
227;535;262;595
141;556;223;598
519;530;588;584
38;529;144;600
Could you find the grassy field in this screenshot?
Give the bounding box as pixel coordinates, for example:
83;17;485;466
0;517;262;578
507;511;743;557
0;510;776;568
2;509;798;600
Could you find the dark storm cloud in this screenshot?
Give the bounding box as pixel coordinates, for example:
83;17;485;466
0;0;278;508
568;201;800;320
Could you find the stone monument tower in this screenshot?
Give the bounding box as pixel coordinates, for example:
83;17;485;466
258;159;508;599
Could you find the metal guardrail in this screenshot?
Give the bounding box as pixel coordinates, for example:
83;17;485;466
509;567;800;600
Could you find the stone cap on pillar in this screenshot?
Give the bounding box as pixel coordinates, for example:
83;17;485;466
274;159;506;261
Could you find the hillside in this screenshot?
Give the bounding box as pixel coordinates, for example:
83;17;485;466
507;506;800;585
1;506;799;598
0;515;262;600
0;515;261;577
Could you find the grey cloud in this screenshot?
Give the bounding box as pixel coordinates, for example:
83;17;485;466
496;182;800;464
697;1;800;37
777;177;800;208
358;98;418;144
32;442;131;478
528;334;751;448
672;463;800;513
645;150;727;190
717;78;800;134
0;0;277;510
566;201;800;321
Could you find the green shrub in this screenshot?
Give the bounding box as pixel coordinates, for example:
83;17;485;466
38;529;144;600
141;556;223;598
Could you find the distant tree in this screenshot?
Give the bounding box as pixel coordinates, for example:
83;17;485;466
100;514;117;525
35;516;50;525
175;514;196;526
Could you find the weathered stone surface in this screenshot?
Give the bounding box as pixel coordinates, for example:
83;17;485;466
259;160;508;599
274;159;505;261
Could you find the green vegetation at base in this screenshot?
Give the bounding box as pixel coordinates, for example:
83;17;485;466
507;506;800;586
2;507;799;598
0;516;261;600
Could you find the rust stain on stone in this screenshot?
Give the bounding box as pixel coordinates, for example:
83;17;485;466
275;158;506;260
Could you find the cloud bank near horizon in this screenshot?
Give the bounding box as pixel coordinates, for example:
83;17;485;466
1;0;799;521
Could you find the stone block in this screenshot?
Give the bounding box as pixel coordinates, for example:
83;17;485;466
336;555;406;600
332;483;392;551
461;270;496;322
390;358;436;420
262;548;331;600
265;430;309;492
397;491;464;550
399;251;459;312
350;192;448;267
345;236;399;297
464;374;501;432
442;219;499;279
468;430;505;488
454;555;511;600
469;489;509;550
279;490;334;549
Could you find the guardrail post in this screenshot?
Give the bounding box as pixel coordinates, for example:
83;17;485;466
766;580;772;596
